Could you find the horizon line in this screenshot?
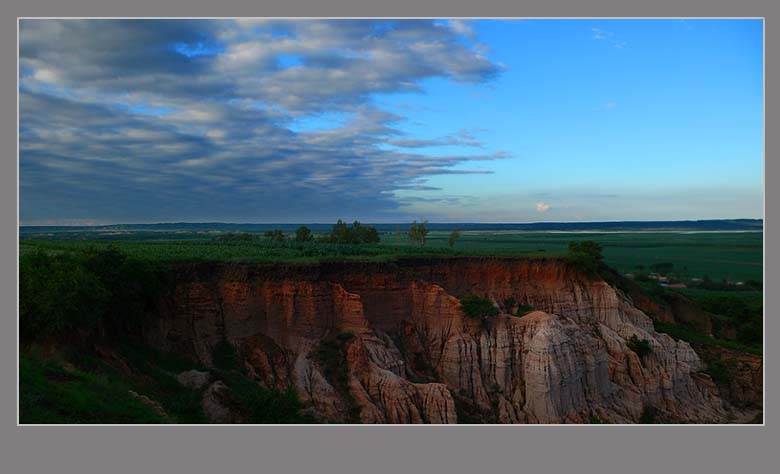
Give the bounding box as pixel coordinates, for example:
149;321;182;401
18;218;764;228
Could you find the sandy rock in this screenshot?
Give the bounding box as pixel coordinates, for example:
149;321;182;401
201;381;245;423
176;370;211;390
144;258;748;423
128;390;168;420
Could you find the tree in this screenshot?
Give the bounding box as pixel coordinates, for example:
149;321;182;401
264;230;286;242
330;220;350;243
459;295;499;321
626;335;653;358
295;226;313;242
352;220;380;244
448;229;462;248
409;220;428;247
566;240;603;273
328;220;380;244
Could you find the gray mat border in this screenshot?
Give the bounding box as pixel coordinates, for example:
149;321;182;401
1;1;775;473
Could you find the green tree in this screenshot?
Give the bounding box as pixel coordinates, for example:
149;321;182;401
330;220;350;243
264;229;286;242
20;250;109;338
409;220;429;247
626;335;653;358
459;295;499;321
328;220;380;244
295;226;313;242
565;240;603;274
448;229;462;248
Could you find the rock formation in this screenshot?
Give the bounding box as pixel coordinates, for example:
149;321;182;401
143;257;757;423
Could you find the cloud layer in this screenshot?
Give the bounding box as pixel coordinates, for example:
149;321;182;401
19;19;505;223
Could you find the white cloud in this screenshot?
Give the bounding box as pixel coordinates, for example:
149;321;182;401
591;28;613;40
535;202;551;212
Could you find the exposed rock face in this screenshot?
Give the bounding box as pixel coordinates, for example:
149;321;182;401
176;370;211;390
144;258;754;424
201;381;245;423
691;343;763;410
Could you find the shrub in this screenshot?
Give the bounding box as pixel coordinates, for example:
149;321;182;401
460;295;499;321
209;340;315;423
294;226;313;242
19;246;166;339
327;220;380;244
263;230;286;242
565;240;604;274
503;297;517;310
639;405;657;424
20;250;109;338
516;304;536;316
702;357;735;386
626;335;653;358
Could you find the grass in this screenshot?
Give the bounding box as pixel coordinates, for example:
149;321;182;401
21;229;762;282
653;321;761;355
20;339;317;424
20;350;167;424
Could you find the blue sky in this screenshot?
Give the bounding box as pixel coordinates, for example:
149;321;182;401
19;19;763;224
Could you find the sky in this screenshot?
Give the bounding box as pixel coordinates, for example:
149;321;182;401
18;19;764;225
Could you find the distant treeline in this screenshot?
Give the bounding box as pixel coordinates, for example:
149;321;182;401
19;218;763;235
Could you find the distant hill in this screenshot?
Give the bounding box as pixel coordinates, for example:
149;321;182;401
20;219;763;234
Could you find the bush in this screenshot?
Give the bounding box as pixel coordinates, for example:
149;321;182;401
263;230;286;242
565;240;603;274
653;321;761;355
503;297;517;310
210;340;315;423
702;357;735;386
327;220;380;244
20;250;109;338
460;295;499;321
19;246;167;339
639;405;657;424
295;226;313;242
516;304;536;316
626;335;653;358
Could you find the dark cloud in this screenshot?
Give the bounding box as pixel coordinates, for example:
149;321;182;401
19;19;507;223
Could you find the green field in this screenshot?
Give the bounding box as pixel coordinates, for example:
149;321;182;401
20;229;762;283
383;231;763;282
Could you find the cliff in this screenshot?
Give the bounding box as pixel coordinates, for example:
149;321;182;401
143;257;755;423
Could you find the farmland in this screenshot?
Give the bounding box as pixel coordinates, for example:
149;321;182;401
20;227;762;283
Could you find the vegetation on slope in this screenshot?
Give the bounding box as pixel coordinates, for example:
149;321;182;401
19;246;316;424
459;295;499;321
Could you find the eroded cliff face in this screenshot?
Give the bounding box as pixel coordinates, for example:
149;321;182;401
144;258;748;423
